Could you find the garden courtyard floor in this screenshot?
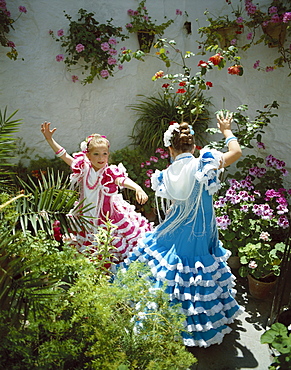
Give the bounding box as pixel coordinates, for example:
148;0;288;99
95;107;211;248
188;272;275;370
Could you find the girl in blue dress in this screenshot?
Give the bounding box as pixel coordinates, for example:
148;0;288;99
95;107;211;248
123;111;244;347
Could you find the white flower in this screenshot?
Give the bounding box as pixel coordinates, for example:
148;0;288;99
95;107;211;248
80;140;87;152
248;260;258;269
163;122;180;147
146;301;158;310
259;231;270;241
137;311;147;320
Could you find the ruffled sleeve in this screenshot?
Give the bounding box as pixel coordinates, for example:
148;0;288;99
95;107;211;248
195;147;223;195
151;169;173;200
102;163;128;193
70;151;90;186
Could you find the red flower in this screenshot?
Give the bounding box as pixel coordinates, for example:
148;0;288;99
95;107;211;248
209;53;224;66
197;60;208;67
196;145;202;150
206;81;213;87
228;65;243;76
162;83;170;88
179;81;186;86
176;88;186;94
169;121;177;125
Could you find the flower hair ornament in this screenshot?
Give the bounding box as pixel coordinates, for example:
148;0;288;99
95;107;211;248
80;134;108;153
163;122;195;147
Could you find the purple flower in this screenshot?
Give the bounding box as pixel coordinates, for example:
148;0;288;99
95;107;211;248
101;42;110;51
283;12;291;23
71;75;79;83
270;14;281;23
269;6;278;14
176;9;183;16
100;69;109;78
231;39;237;45
125;23;133;29
256;141;265;149
18;5;27;13
240;204;249;212
278;215;289;229
76;43;85;52
56;54;64;62
216;215;231;230
127;9;135;16
109;49;118;56
118;64;123;70
107;57;117;65
236;17;244;24
96;37;101;41
247;32;253;40
57;29;64;37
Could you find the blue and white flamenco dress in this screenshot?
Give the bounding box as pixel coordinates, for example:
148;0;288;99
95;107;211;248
123;148;244;348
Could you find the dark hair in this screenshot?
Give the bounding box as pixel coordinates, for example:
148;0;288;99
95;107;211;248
171;122;195;152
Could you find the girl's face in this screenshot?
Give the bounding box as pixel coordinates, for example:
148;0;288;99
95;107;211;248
86;144;109;171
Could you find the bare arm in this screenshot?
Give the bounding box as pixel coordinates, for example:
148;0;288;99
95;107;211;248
41;121;74;167
115;177;148;205
216;111;242;168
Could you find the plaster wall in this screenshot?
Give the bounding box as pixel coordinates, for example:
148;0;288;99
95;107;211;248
1;0;290;185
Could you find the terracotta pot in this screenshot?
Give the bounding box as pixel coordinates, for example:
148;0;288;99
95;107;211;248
137;30;155;53
261;23;287;48
247;274;277;300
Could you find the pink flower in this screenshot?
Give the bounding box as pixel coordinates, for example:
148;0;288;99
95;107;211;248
109;49;118;56
7;41;15;48
76;43;85;52
283;12;291;23
253;60;260;69
266;66;274;72
118;64;123;70
176;9;182;15
145;161;151;166
144;179;151;188
101;42;110;51
108;37;117;45
270;14;281;23
269;6;278;14
247;32;253;40
140;162;145;168
72;75;79;83
96;37;101;41
150;156;158;162
100;70;109;78
125;23;133;29
236;17;244;24
259;232;270;241
146;169;154;177
107;57;117;65
231;39;237;45
56;54;64;62
57;29;64;37
18;5;27;13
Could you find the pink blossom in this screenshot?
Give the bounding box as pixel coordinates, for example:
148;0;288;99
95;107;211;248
96;37;101;41
216;215;231;230
231;39;237;45
271;14;281;23
72;75;79;83
100;69;109;78
127;9;135;16
145;161;151;166
253;60;260;69
120;46;127;51
146;169;154;177
107;57;117;65
7;41;15;48
259;231;270;241
56;54;64;62
144;179;151;188
101;42;110;51
150;156;158;162
283;12;291;23
266;66;274;72
236;17;244;24
118;64;123;70
109;37;117;45
57;29;64;37
176;9;183;16
269;6;278;14
140;162;145;168
18;5;27;13
76;43;85;52
247;32;253;40
125;23;133;29
109;49;118;56
278;215;289;228
256;141;265;149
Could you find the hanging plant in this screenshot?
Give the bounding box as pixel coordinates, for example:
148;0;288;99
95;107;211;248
0;1;27;60
50;8;133;84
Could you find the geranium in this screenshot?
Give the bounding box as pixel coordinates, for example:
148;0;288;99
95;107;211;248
50;8;131;84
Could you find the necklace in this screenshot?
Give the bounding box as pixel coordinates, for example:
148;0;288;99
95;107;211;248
85;166;103;190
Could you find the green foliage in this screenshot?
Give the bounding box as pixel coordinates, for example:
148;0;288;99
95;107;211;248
50;8;129;83
130;92;211;154
261;322;291;369
14;169;94;237
238;241;285;280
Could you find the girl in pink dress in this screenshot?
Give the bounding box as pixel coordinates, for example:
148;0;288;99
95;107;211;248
41;121;153;263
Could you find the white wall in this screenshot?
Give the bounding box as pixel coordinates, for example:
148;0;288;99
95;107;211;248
1;0;290;186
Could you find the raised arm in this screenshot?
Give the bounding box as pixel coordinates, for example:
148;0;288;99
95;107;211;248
216;111;242;168
41;121;74;167
115;177;148;205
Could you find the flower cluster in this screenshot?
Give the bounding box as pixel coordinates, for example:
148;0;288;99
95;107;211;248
125;0;176;35
50;8;129;84
140;147;170;189
0;0;27;60
214;143;290;258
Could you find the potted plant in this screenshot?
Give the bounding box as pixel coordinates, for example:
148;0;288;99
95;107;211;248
125;0;175;52
50;8;132;83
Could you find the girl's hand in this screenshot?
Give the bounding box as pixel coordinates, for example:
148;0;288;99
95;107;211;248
41;121;56;140
216;111;233;136
136;188;148;205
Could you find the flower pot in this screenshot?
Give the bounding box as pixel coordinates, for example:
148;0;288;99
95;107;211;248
247;274;277;300
261;23;287;48
215;26;238;49
137;30;155;53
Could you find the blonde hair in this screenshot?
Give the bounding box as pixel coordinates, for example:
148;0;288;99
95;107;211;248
86;134;110;151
